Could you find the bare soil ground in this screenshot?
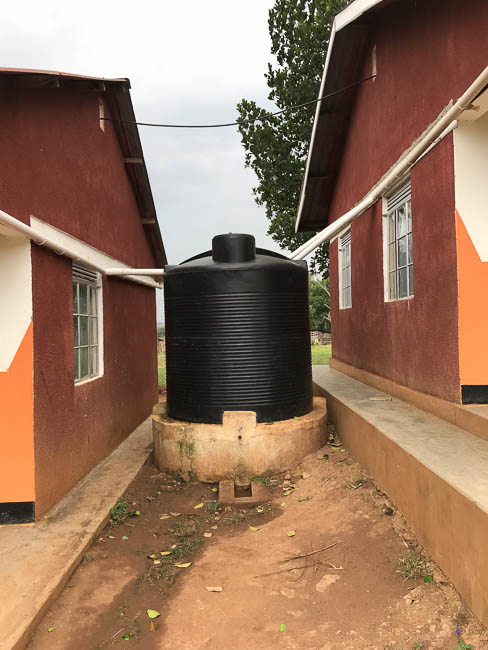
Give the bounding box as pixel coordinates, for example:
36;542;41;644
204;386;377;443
29;435;487;650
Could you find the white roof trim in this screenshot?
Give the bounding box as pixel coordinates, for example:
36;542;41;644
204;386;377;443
295;0;387;232
295;21;338;232
335;0;386;31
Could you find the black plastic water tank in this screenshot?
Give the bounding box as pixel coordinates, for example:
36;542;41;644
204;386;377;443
164;233;313;424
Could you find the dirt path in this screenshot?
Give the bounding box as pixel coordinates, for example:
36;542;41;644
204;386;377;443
29;441;487;650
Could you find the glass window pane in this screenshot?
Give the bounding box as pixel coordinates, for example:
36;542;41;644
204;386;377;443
388;213;395;242
397;205;407;237
389;272;397;299
408;265;414;296
90;318;97;345
73;283;79;314
397;236;407;267
80;316;89;346
90;347;98;375
79;284;88;314
74;348;79;380
388;243;396;271
407;201;412;232
80;347;89;378
347;287;351;307
407;233;413;264
345;244;350;265
89;287;97;316
74;316;79;346
398;267;408;298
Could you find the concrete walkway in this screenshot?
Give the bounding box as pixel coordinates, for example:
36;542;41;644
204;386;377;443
0;417;153;650
313;366;488;627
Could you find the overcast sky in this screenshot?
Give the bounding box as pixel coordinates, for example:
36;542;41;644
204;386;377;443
0;0;288;320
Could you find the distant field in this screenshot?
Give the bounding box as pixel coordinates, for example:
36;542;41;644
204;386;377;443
158;353;166;388
158;344;331;389
311;344;332;365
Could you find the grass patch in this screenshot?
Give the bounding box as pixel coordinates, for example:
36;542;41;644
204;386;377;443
396;551;425;580
311;344;332;365
109;498;128;527
157;352;166;388
169;519;197;538
206;501;221;514
252;475;275;487
223;512;246;526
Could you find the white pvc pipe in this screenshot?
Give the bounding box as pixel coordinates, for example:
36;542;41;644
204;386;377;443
291;64;488;260
105;267;164;276
0;208;162;289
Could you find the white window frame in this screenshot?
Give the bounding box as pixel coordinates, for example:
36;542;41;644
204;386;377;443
382;180;414;302
73;263;104;384
338;228;352;309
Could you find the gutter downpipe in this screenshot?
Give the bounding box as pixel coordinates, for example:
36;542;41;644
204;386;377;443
0;208;162;289
291;64;488;260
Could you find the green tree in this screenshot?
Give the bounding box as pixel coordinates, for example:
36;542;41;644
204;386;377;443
237;0;349;276
309;276;330;332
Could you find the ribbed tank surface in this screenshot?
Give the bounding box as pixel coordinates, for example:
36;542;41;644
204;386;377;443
164;234;313;423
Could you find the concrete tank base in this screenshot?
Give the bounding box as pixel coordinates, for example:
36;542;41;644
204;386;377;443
152;396;327;483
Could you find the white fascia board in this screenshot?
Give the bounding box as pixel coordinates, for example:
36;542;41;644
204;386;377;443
335;0;386;31
295;0;387;232
30;217;157;285
295;21;338;232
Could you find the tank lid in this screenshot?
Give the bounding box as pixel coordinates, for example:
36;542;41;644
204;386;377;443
212;233;256;263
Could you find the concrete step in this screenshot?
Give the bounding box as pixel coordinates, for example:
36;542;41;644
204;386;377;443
313;365;488;627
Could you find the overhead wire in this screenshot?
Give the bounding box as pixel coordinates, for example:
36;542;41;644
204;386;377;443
101;74;376;129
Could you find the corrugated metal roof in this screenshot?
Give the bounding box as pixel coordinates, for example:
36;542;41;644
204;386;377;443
0;67;166;266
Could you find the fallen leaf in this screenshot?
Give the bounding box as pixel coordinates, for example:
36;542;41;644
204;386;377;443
211;525;218;530
194;503;204;509
287;530;296;537
204;532;213;538
153;559;161;565
205;586;223;592
301;472;311;479
122;536;128;541
211;487;218;492
148;554;157;559
159;514;171;520
122;633;130;640
108;535;115;539
298;496;311;503
149;621;156;632
147;609;160;619
160;551;172;556
170;512;181;517
283;491;293;497
47;626;56;632
134;510;141;516
278;623;286;632
424;574;434;583
280;502;286;507
249;525;260;532
175;562;192;568
317;454;329;460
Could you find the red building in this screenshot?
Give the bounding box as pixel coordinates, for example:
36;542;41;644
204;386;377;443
297;0;488;410
0;69;166;524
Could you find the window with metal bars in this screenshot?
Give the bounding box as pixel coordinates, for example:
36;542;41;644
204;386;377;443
339;229;352;309
385;181;413;300
73;263;101;383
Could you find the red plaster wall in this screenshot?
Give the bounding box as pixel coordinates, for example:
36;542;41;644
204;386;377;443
0;84;158;515
327;0;488;402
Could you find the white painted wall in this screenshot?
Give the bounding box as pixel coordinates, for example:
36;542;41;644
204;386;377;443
0;235;32;371
454;111;488;261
